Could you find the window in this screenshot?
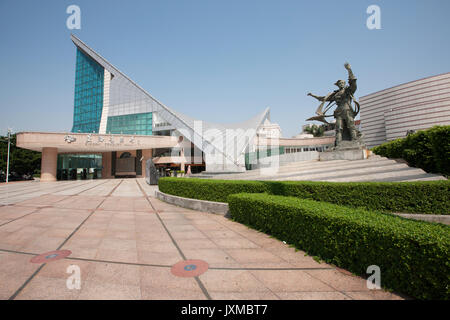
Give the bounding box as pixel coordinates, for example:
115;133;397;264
106;112;153;136
72;49;104;133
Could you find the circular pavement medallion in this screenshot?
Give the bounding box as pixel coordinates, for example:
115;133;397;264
30;250;72;264
171;259;209;277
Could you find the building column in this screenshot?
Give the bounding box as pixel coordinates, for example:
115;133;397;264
180;148;185;172
40;147;58;182
141;149;153;178
101;152;112;179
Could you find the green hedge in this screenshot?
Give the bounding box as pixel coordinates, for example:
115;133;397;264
372;125;450;176
158;178;450;214
228;193;450;300
158;178;268;203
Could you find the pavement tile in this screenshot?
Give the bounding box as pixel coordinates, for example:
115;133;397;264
140;286;206;300
0;205;37;221
140;266;199;290
0;272;36;299
345;290;404;300
225;248;287;265
136;231;172;242
250;270;336;292
137;250;182;265
85;262;141;286
65;246;98;260
209;291;280;300
203;230;243;239
275;291;351;300
75;229;106;239
199;269;269;293
212;238;259;249
170;230;209;240
268;247;329;268
64;237;102;248
182;248;238;267
77;280;141;300
15;194;69;207
104;229;136;240
305;269;371;292
99;238;137;251
38;259;94;280
15;276;81;300
177;239;219;250
96;248;138;264
137;241;179;253
54;196;105;210
0;179;406;300
20;236;66;253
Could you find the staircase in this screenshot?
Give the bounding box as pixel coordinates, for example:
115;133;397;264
197;154;447;182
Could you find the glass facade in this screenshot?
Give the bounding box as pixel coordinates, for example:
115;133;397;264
106;112;153;135
57;154;102;180
245;147;285;170
72;48;104;133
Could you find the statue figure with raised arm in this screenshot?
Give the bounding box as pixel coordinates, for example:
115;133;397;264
307;62;363;147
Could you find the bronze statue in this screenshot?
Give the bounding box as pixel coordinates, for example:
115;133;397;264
307;63;362;146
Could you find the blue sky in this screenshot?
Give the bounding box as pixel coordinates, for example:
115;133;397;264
1;0;449;138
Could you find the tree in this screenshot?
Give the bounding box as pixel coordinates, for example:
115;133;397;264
304;124;325;137
0;134;41;178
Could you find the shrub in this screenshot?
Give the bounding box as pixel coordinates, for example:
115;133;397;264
158;178;267;202
266;180;450;215
372;125;450;176
228;193;450;300
158;178;450;214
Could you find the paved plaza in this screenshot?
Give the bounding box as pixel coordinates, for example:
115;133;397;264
0;179;403;300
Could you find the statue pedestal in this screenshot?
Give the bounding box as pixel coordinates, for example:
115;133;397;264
319;140;369;161
145;159;159;185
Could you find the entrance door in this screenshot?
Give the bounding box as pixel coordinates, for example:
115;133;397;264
115;152;136;177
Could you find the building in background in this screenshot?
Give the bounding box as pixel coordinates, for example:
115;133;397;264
360;72;450;148
69;35;278;176
257;119;282;139
17;35;274;180
17;35;340;181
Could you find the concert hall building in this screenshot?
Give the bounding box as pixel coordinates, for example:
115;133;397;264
360;72;450;148
17;35;334;181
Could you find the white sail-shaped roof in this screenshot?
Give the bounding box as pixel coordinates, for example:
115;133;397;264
71;34;269;166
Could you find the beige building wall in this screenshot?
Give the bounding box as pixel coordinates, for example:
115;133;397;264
360;72;450;148
141;149;153;178
98;69;111;134
101;152;112;178
41;147;58;182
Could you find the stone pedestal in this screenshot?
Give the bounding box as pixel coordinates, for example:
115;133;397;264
146;159;159;185
319;140;369;161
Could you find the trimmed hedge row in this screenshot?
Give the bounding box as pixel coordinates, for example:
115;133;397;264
158;178;450;214
227;193;450;300
158;178;267;203
372;125;450;176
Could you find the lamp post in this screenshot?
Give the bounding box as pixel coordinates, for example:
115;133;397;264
6;129;11;183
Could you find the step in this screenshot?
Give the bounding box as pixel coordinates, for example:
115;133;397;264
322;167;432;182
220;159;400;181
258;160;403;181
273;164;414;182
